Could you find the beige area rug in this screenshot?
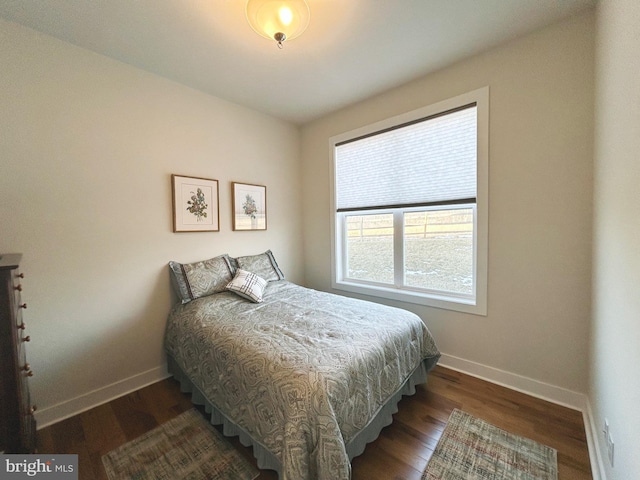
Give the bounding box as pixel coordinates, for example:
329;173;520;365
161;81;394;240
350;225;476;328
422;409;558;480
102;408;259;480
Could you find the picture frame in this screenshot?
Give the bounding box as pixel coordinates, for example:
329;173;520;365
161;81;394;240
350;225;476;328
232;182;267;231
171;174;220;232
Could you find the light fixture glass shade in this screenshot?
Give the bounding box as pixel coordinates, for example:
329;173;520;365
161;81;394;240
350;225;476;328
246;0;310;45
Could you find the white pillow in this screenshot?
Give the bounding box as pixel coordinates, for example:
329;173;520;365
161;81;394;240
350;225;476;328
226;269;267;303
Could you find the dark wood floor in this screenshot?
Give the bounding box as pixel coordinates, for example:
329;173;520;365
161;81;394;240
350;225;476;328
37;365;592;480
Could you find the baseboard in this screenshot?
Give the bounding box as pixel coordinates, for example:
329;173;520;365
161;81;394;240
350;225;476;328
583;399;607;480
438;353;587;411
438;353;607;479
34;365;170;429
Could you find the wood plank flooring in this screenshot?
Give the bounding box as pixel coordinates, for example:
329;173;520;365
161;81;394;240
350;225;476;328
37;365;592;479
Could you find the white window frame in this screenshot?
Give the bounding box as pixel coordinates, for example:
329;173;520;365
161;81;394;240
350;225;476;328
329;87;489;315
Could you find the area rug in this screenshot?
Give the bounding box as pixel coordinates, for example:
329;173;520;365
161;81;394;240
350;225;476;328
102;408;259;480
422;409;557;480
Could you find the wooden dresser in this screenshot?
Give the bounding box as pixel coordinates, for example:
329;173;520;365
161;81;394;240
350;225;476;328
0;254;36;453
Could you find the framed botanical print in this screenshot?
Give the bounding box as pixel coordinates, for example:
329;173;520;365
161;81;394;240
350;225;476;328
171;174;220;232
232;182;267;231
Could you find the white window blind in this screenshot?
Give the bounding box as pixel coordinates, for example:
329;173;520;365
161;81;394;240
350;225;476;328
335;104;477;211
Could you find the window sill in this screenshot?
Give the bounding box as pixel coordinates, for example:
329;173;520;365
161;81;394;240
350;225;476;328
332;280;487;316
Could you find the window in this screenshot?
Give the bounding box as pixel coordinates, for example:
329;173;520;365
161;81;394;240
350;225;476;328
330;88;488;315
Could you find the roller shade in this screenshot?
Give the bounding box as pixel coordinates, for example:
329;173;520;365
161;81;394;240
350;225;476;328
335;104;477;212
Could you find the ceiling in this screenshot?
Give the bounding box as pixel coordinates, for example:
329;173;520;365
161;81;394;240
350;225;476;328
0;0;596;125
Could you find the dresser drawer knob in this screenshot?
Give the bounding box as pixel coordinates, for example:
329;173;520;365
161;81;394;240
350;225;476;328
14;284;22;292
28;405;37;415
26;370;34;377
18;322;26;330
17;273;25;279
20;303;27;309
23;335;31;342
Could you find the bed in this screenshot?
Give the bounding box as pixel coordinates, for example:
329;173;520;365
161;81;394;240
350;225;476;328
164;251;440;480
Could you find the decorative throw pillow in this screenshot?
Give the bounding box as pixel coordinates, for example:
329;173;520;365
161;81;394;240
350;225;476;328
226;269;268;303
169;254;235;304
234;250;284;282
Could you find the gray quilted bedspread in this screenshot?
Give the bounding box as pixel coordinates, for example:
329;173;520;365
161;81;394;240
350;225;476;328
164;281;440;480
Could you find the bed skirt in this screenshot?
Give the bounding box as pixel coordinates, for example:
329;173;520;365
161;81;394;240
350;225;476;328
167;354;439;478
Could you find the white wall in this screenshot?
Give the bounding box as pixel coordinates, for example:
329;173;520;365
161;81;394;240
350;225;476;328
301;12;594;397
0;18;303;425
591;0;640;478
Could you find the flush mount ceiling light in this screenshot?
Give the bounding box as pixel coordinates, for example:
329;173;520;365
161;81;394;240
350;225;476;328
246;0;310;48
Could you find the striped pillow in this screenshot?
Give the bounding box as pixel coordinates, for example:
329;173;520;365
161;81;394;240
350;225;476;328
226;269;268;303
